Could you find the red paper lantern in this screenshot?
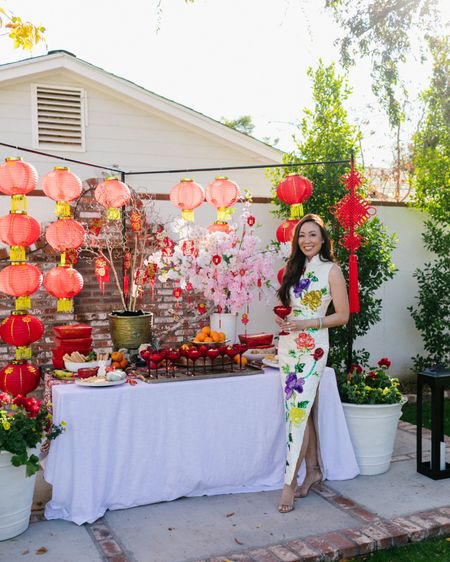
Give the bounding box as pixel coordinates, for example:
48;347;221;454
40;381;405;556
0;311;44;346
0;213;40;261
42;167;82;201
277;267;285;285
276;174;313;218
170;178;205;222
0;362;40;396
44;265;83;312
45;219;85;251
276;219;300;244
0;263;42;309
0;157;38;196
94;176;131;220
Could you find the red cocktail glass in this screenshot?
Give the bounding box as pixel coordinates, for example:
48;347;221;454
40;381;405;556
197;344;208;373
187;349;201;376
148;352;163;378
167;349;180;378
273;305;292;336
207;348;220;371
236;343;248;369
225;345;240;372
217;345;228;372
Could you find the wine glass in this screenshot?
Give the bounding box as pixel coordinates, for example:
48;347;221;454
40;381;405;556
273;305;292;336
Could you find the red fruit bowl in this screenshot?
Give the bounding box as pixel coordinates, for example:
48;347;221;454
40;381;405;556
77;367;99;378
238;333;274;348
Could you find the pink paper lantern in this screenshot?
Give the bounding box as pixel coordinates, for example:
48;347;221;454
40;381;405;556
169;178;205;222
0;157;38;196
94;177;130;220
45;219;85;251
42;167;82;202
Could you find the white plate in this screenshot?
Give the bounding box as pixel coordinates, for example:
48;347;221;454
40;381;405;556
262;358;279;368
75;378;126;387
243;347;277;362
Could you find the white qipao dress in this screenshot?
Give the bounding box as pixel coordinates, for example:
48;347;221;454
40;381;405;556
278;254;334;485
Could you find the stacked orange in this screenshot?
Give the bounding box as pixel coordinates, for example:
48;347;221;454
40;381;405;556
193;326;226;343
111;351;128;369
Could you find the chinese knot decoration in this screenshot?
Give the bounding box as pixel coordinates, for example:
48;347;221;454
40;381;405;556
0;157;42;393
42;167;85;313
330;166;376;313
276;174;313;219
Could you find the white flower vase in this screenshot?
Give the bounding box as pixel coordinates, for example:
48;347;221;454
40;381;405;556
342;399;406;476
210;313;238;344
0;451;37;541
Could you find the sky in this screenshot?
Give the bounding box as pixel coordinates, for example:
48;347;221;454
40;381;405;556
0;0;448;167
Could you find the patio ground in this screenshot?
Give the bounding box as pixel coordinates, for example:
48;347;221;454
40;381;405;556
1;421;449;562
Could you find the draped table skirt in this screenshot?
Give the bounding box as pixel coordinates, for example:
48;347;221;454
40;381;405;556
44;367;359;524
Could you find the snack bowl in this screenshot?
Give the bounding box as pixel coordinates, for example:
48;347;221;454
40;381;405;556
238;333;274;347
243;346;277;361
77;367;99;379
65;360;98;372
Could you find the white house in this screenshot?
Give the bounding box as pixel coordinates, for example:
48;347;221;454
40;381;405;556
0;50;429;376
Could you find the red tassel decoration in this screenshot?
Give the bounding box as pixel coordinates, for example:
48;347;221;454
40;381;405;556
349;254;360;313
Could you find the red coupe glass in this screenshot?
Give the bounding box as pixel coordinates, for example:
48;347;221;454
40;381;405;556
273;305;292;336
207;348;220;370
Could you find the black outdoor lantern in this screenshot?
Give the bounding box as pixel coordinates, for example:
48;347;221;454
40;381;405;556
417;366;450;480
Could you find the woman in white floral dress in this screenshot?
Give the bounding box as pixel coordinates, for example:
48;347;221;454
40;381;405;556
275;214;349;513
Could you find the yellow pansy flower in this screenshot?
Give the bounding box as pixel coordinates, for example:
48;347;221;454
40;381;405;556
2;421;11;430
290;407;307;426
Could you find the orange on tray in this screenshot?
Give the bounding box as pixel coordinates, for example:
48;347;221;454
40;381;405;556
111;351;124;362
234;354;248;366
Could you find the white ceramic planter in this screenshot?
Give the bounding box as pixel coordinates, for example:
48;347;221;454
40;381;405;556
0;451;37;541
210;313;238;344
342;399;406;476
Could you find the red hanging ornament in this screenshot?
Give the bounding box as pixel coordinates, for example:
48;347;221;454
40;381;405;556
277;267;285;285
206;176;240;231
276;219;300;244
241;313;249;325
173;286;183;309
169;178;205;222
330;166;376;313
0;213;40;262
0;311;44;346
197;303;207;315
130;211;142;232
239;268;246;276
89;218;103;237
0;263;42;310
94;257;110;293
185;281;193;304
94;176;130;220
181;240;196;256
247;215;256;227
276;174;313;219
0;157;38;196
45;218;86;252
0;361;40;396
42;166;82;218
44;265;84;312
65;248;78;265
212;254;222;266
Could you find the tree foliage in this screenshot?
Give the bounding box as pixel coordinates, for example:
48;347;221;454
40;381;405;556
325;0;441;127
221;115;255;136
408;36;450;371
0;4;45;51
269;61;397;372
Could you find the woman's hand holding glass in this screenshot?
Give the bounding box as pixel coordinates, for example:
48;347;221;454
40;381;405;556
275;315;311;332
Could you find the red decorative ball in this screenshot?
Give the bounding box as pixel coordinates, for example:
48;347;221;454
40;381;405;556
205;177;240;209
0;157;38;196
0;263;42;297
276;219;299;244
0;213;40;247
94;177;130;209
45;219;85;251
0;362;40;396
42;167;82;201
44;266;83;299
0;312;44;346
276;174;313;206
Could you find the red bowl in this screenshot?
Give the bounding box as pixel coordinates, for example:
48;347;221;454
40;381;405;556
53;324;92;339
77;367;98;379
238;333;274;347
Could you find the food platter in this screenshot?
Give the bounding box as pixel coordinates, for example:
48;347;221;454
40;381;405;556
75;378;126;387
262;357;279;368
243;347;277;362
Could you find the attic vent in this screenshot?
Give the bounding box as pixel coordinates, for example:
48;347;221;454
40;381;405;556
32;84;86;151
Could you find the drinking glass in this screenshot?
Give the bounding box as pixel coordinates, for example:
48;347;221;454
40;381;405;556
273;305;292;336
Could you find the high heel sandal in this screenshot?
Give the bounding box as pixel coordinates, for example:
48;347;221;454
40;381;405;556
295;466;323;498
278;484;296;513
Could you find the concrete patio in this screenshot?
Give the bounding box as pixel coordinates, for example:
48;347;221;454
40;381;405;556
1;421;449;562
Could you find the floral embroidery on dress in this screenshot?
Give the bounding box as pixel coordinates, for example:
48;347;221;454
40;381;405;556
300;289;323;311
289;407;308;426
295;332;315;352
293;278;311;298
284;373;305;399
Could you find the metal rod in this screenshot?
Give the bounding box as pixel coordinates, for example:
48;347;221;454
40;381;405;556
125;159;350;176
0;142;124;173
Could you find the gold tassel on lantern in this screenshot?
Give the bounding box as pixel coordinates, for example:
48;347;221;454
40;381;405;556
15;296;31;310
107;207;121;220
290;203;304;219
181;209;194;222
10;194;27;213
57;298;73;313
15;346;32;360
55;201;71;218
9;246;26;261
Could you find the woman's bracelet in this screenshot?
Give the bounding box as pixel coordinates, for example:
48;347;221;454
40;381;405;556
317;317;323;330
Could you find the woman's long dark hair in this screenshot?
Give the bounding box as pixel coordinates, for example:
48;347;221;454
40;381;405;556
277;214;335;306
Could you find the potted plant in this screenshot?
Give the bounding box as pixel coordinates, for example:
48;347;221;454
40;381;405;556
78;185;166;349
338;358;406;476
0;392;65;540
147;204;276;343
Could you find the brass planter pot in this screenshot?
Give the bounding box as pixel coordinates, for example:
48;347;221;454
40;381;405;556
109;311;153;350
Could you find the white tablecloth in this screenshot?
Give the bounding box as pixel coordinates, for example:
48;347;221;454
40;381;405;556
44;367;359;524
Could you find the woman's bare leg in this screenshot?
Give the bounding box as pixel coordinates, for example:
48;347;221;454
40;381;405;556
278;421;311;513
295;405;322;498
